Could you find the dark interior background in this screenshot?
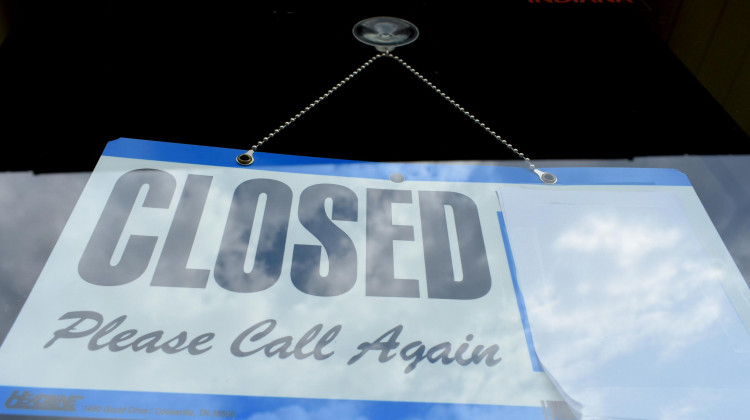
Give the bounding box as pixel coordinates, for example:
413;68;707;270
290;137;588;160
2;1;749;173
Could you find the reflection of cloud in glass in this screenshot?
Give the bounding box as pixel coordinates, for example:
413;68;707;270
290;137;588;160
534;211;730;377
214;179;293;293
0;172;89;345
554;215;682;267
292;185;358;297
499;187;750;419
365;188;420;298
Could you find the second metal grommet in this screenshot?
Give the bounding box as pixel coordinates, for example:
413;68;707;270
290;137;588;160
236;153;254;166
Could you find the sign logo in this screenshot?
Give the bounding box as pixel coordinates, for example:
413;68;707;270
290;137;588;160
5;390;83;411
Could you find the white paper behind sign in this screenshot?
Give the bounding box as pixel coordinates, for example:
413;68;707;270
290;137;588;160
498;186;750;420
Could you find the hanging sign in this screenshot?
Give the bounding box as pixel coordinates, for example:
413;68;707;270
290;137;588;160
1;138;747;420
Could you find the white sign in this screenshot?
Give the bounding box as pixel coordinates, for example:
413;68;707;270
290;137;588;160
1;138;746;419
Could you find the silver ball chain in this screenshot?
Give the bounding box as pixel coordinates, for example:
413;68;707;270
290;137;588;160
236;52;389;166
236;52;556;184
385;52;534;170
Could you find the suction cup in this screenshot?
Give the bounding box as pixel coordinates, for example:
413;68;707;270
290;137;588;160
353;17;419;52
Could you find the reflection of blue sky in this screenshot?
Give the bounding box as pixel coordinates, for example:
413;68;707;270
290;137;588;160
242;399;545;420
246;401;370;420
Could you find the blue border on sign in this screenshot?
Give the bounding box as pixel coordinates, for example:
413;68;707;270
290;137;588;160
102;138;692;186
0;386;547;419
497;212;543;372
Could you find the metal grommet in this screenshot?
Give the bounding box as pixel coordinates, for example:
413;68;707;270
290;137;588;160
236;153;254;166
534;169;557;185
541;172;557;184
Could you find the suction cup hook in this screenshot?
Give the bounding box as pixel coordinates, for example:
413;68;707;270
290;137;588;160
353;17;419;52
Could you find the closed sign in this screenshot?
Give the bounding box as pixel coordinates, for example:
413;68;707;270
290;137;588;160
3;138;745;419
